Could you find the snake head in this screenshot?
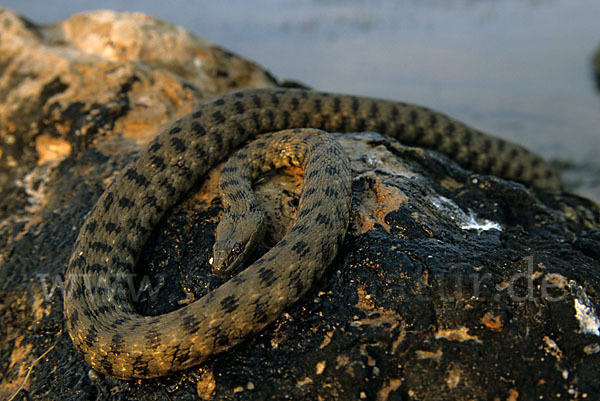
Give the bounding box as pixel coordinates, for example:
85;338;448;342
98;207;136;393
211;209;266;276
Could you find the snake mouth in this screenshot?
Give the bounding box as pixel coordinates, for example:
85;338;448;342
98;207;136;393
211;241;247;276
210;250;231;276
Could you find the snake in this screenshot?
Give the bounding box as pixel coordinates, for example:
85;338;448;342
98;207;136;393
63;88;563;379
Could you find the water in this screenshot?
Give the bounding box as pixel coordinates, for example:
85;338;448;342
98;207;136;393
3;0;599;199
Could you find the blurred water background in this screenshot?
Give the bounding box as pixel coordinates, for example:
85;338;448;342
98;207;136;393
3;0;599;200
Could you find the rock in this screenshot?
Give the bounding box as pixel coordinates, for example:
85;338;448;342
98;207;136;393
1;8;599;401
0;7;277;220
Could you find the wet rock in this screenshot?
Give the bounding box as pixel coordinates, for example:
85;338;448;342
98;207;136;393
1;8;599;401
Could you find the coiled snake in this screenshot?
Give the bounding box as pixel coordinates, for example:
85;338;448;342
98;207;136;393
64;88;563;378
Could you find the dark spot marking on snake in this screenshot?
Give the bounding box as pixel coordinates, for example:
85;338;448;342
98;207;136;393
447;141;460;159
282;109;291;127
192;110;203;119
182;314;200;334
118;196;135;209
145;329;162;348
221;166;238;174
110;333;125;353
325;166;338;175
297;208;311;218
230;275;244;286
271;93;280;106
212;111;226;124
265;109;275;125
169;126;182;135
234;101;245;114
104;222;120;234
462;130;473;147
369;101;379;118
170;137;187;152
307;169;320;180
289;272;305;297
99;357;117;378
252;301;268;324
84;327;98;347
264;253;277;263
356;117;366;132
69;309;79;326
274;239;288;248
172;347;191;367
351;96;359;113
376;120;387;133
482;138;492;153
220;295;239;314
324;187;337;197
191;121;206;136
290;224;309;234
290;96;299;109
193;144;207;159
292;240;309;257
160;180;177;197
124;168;150;187
305;187;317;197
258;267;276;286
301;112;310;127
220;179;239;189
110;316;128;329
150;155;166;170
102;192;114;211
73;280;88;300
409;110;418;124
482;157;495;174
333;97;341;113
85;219;98;234
230;189;247;202
514;164;524;179
498;140;506;152
133;357;150;377
89;241;112;253
85;263;106;274
149;142;162;153
144;195;160;211
428;113;438;128
251;95;262;108
314;98;322;113
315;213;331;226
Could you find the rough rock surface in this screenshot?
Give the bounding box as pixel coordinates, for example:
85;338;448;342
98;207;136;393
1;8;599;401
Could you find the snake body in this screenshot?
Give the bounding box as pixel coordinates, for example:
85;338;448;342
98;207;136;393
64;88;563;379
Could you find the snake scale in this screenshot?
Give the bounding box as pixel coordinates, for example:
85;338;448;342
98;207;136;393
64;88;563;379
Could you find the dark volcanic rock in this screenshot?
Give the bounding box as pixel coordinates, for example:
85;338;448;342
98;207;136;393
1;8;599;401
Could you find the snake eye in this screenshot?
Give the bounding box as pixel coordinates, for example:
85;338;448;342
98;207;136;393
231;243;243;256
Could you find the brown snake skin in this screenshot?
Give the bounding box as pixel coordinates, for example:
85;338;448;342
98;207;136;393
64;88;563;379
